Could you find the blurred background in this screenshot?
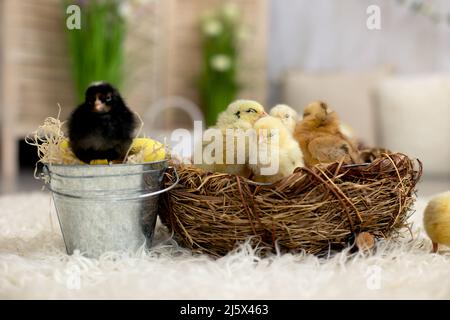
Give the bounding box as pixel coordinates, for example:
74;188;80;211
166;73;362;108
0;0;449;194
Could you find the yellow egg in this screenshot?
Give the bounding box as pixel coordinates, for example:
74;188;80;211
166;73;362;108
130;138;166;162
59;139;69;150
59;139;71;157
90;159;109;165
58;138;82;163
58;138;165;164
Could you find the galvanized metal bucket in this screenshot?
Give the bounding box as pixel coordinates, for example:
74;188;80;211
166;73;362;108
43;161;178;258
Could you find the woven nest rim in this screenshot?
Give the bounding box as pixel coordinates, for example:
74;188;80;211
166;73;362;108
159;151;423;257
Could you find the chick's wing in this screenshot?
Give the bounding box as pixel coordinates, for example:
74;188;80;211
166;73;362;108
308;136;353;164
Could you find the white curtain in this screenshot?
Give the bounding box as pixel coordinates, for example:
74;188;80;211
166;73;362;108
269;0;450;100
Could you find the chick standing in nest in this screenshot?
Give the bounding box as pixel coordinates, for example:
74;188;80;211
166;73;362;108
269;104;299;133
197;100;268;177
68;82;137;164
423;191;450;253
294;101;361;167
249;116;304;183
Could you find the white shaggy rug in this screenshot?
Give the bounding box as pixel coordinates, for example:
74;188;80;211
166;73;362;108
1;192;449;300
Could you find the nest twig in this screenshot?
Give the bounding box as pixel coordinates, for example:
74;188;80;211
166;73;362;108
159;152;422;257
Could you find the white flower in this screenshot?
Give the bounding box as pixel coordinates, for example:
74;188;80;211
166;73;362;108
222;2;239;21
237;26;250;41
203;19;223;36
118;0;154;19
133;0;153;5
119;2;132;19
210;54;232;72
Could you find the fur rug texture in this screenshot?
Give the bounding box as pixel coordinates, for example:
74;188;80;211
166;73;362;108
0;192;449;300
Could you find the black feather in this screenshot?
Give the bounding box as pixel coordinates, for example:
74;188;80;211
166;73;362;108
68;82;137;163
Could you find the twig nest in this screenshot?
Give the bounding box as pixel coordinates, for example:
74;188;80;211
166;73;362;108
159;152;422;257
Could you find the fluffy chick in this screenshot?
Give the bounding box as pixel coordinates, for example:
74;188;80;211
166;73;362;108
295;109;358;146
250;116;304;183
423;191;450;253
294;101;361;167
68;82;137;163
196;100;268;177
216;99;267;130
270;104;299;133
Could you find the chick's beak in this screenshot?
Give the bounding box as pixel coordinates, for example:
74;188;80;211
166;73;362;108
94;98;105;112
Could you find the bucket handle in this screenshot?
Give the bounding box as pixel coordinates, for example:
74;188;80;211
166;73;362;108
44;167;179;201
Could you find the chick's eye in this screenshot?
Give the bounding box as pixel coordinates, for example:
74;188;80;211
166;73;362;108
106;95;112;102
285;114;290;118
304;112;311;117
247;108;257;113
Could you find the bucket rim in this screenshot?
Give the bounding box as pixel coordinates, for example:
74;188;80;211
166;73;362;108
46;166;180;201
45;159;168;169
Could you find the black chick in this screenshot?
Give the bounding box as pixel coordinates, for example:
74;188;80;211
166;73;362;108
68;82;137;164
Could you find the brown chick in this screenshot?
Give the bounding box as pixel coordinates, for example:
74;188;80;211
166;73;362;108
294;101;361;167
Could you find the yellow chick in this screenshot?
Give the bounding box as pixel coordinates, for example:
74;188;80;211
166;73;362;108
250;116;304;183
269;104;299;133
196;100;268;177
196;127;253;177
216;99;268;130
423;191;450;253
